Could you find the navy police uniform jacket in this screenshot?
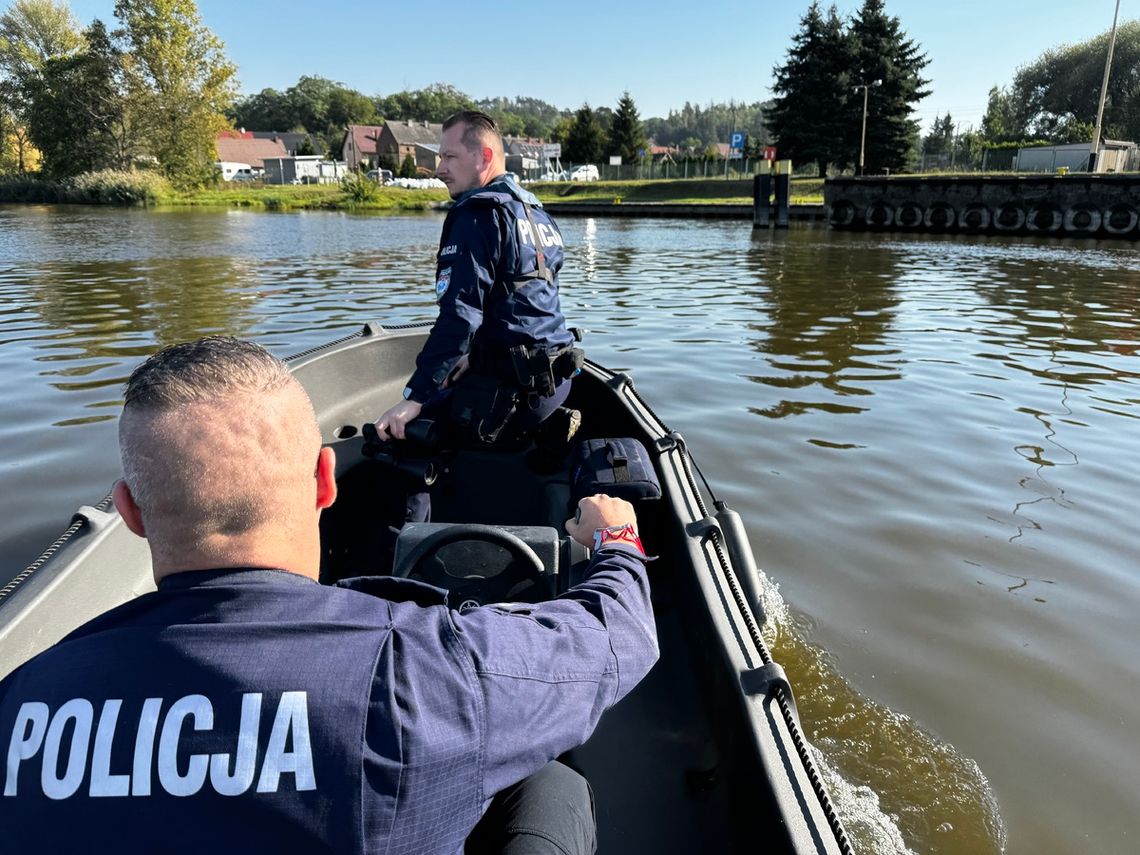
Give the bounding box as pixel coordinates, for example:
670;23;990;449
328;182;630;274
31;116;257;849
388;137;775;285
405;175;575;403
0;546;657;855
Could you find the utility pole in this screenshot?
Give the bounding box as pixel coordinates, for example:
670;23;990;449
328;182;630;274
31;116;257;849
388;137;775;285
1090;0;1122;173
855;80;881;176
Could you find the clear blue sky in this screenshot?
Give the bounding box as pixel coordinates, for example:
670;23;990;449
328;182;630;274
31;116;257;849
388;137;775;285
65;0;1130;134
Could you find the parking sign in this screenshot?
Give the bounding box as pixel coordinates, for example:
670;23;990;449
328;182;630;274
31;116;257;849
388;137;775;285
730;132;744;150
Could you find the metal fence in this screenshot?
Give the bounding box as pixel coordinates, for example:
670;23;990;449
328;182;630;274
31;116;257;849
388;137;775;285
527;158;769;182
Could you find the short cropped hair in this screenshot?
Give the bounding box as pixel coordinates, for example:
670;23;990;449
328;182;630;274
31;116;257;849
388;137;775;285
119;337;318;546
123;336;293;410
442;110;502;154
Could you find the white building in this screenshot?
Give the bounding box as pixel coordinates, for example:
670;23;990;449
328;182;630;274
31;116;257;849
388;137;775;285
1016;140;1138;173
262;156;350;185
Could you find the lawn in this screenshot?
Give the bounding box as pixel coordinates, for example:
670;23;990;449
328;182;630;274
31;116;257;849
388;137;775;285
159;177;825;211
159;183;449;211
528;178;825;206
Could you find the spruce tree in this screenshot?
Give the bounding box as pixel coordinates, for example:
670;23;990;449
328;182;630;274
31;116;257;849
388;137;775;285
767;2;851;177
564;103;604;164
847;0;930;174
608;91;647;164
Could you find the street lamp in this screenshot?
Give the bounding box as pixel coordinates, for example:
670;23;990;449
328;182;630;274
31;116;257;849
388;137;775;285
1089;0;1122;173
855;79;882;176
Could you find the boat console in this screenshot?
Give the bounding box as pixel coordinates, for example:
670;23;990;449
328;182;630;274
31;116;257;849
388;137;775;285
319;423;590;605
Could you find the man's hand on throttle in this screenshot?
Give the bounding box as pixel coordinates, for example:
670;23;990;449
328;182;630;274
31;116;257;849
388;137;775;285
566;495;638;548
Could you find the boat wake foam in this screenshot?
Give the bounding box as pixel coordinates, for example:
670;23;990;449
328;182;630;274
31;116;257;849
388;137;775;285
756;573;1007;854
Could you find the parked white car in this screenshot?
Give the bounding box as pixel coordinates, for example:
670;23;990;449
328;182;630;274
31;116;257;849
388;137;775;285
230;168;258;182
366;168;393;183
570;165;599;181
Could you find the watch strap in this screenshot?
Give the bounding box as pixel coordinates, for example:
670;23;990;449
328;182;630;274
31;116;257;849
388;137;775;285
593;523;646;557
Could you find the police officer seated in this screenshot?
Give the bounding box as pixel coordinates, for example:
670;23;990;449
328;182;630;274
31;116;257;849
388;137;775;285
0;337;658;855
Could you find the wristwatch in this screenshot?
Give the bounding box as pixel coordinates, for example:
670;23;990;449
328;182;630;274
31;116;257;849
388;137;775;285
593;523;646;556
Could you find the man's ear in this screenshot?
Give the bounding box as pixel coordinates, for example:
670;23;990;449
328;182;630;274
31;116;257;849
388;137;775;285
112;479;147;538
316;446;337;510
481;146;493;171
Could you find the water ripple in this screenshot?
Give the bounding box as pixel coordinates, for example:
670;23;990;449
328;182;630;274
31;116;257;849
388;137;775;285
4;209;1140;853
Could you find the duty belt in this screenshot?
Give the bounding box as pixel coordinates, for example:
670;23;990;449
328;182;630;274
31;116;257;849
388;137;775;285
471;339;584;398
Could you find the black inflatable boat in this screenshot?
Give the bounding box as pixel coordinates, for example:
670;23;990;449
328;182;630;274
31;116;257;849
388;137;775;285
0;323;850;854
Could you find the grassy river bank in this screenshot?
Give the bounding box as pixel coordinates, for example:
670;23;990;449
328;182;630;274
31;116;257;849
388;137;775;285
170;177;826;210
0;173;826;212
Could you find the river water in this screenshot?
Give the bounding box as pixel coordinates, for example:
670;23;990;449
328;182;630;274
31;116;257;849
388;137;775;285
2;204;1138;854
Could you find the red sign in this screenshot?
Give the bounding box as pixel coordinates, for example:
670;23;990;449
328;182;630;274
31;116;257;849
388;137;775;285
763;146;778;162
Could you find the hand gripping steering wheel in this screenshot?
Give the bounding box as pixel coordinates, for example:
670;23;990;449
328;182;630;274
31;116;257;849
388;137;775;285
394;524;547;608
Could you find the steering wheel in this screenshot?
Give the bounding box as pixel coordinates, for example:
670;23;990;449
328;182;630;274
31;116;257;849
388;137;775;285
394;524;547;608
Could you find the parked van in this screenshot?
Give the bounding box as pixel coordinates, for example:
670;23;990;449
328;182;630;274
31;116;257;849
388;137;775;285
366;168;394;183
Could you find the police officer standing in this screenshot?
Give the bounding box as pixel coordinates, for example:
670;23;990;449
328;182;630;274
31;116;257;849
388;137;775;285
0;337;657;854
375;110;580;445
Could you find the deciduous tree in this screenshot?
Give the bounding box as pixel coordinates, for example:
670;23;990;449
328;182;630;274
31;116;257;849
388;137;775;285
0;0;81;173
229;76;378;156
25;20;135;177
113;0;236;186
980;85;1026;144
997;21;1140;144
923;112;954;156
228;86;293;131
0;0;81;80
376;83;474;123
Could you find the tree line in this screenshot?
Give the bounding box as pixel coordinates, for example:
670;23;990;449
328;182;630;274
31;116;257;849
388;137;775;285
982;21;1140;146
4;0;1137;186
231;80;768;167
0;0;770;184
231;81;655;166
919;21;1140;172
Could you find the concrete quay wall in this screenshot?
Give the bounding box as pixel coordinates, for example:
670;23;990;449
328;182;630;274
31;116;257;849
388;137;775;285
825;175;1140;238
543;202;828;221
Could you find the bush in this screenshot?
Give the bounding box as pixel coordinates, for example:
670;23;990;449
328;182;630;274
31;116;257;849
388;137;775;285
64;169;171;205
0;176;62;203
339;171;379;203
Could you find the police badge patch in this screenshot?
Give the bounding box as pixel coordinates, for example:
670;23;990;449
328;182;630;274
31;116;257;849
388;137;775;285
435;267;451;301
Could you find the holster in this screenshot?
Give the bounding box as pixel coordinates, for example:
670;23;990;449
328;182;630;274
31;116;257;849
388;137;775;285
448;373;520;446
472;336;585;399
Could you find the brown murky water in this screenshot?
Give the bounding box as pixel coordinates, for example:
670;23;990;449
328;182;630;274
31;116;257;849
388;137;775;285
3;204;1138;853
